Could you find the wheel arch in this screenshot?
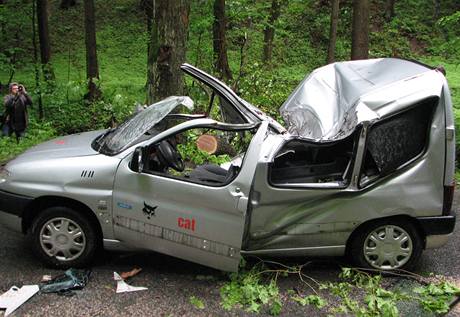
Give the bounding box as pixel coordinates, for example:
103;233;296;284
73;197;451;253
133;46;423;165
23;196;103;245
345;215;427;256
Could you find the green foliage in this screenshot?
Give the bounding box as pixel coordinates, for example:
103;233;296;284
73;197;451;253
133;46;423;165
0;119;57;163
219;262;460;316
220;265;282;315
177;130;231;166
432;11;460;63
189;296;205;309
322;268;401;317
237;63;299;121
292;294;327;309
414;280;460;314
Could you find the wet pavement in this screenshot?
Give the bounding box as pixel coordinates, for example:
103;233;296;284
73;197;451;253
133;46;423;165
0;193;459;316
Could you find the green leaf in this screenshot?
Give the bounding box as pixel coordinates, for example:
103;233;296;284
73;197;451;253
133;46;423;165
189;296;205;309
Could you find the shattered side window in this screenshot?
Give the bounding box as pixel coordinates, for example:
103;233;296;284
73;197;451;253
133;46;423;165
360;97;437;186
269;132;357;187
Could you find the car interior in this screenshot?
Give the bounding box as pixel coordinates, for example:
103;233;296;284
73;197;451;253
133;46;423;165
269;131;357;187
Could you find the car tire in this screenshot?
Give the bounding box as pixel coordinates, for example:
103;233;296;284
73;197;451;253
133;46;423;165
349;219;423;271
29;206;98;268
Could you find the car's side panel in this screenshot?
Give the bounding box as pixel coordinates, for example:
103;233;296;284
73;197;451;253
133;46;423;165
246;97;446;253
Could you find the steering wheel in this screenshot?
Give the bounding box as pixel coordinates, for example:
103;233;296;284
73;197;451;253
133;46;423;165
156;140;185;172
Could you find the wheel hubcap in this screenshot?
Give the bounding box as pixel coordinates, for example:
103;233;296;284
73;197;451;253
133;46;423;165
39;217;86;261
363;225;413;270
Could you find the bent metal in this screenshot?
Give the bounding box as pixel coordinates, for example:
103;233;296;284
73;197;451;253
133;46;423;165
0;58;455;272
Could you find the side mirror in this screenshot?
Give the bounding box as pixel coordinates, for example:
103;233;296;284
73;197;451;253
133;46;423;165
131;147;144;173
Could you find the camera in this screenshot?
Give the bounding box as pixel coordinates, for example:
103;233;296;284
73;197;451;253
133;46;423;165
18;85;23;92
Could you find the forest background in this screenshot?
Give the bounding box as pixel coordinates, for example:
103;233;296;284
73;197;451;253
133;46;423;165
0;0;459;164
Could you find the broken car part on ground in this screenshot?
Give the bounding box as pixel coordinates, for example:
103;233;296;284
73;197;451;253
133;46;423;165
0;58;455;272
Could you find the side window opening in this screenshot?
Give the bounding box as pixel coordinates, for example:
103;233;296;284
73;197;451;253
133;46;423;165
269;132;357;187
140;127;255;186
360;97;437;187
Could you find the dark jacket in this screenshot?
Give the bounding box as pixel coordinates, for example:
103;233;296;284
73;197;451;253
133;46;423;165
4;93;33;132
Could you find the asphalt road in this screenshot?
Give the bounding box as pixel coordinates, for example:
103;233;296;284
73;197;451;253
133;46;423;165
1;193;460;317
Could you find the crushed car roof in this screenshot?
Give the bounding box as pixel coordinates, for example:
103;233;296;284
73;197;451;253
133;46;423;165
280;58;447;141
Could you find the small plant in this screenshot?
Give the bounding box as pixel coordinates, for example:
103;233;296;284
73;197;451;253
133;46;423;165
414;280;460;314
220;263;282;315
292;294;327;309
189;296;205;309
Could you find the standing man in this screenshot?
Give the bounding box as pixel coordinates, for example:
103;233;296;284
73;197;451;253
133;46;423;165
2;83;33;142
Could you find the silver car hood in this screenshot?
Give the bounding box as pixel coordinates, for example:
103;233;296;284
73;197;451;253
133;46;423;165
14;130;103;163
280;58;443;141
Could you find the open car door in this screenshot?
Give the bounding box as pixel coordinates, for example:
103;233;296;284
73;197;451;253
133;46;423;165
112;121;269;272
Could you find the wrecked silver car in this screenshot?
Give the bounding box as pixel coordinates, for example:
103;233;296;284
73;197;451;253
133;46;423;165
0;58;455;272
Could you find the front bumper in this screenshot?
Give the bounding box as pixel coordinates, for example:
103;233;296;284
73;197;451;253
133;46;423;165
0;190;33;233
0;189;33;218
0;210;22;232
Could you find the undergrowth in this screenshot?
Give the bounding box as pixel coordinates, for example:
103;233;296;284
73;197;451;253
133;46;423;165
0;119;56;164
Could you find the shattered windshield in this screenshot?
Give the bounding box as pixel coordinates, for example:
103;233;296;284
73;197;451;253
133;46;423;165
94;96;194;155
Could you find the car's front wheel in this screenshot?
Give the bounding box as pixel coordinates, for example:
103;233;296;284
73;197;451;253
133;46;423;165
349;220;423;271
29;206;98;268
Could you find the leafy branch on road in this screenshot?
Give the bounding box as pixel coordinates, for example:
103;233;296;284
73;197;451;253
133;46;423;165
216;260;460;316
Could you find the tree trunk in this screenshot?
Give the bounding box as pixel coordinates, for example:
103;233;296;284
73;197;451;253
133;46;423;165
326;0;340;64
146;0;158;105
212;0;232;81
384;0;395;21
32;0;44;119
60;0;76;9
262;0;281;66
433;0;440;20
351;0;369;60
36;0;55;82
84;0;101;101
147;0;190;103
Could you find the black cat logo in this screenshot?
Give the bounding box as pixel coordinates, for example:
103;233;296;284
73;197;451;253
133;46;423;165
143;202;157;219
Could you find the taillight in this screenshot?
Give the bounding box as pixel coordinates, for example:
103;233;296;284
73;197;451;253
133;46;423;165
443;183;455;215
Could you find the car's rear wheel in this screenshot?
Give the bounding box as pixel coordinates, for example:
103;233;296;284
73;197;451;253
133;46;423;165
349;220;423;271
29;206;98;268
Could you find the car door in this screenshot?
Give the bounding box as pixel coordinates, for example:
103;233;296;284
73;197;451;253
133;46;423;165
112;121;268;272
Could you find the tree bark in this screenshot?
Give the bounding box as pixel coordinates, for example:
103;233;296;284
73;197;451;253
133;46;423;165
433;0;440;20
146;0;158;105
384;0;395;21
326;0;340;64
147;0;190;103
213;0;232;81
36;0;55;82
32;0;44;119
84;0;101;101
262;0;281;66
351;0;369;60
60;0;76;9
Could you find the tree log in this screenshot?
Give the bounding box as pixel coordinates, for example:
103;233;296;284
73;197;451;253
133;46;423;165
196;134;236;156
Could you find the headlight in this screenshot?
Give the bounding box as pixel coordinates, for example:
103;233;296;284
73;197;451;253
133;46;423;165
0;167;11;183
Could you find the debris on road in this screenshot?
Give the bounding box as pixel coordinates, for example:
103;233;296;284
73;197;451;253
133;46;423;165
113;272;148;293
40;269;91;295
0;285;39;316
41;275;53;282
120;267;142;280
